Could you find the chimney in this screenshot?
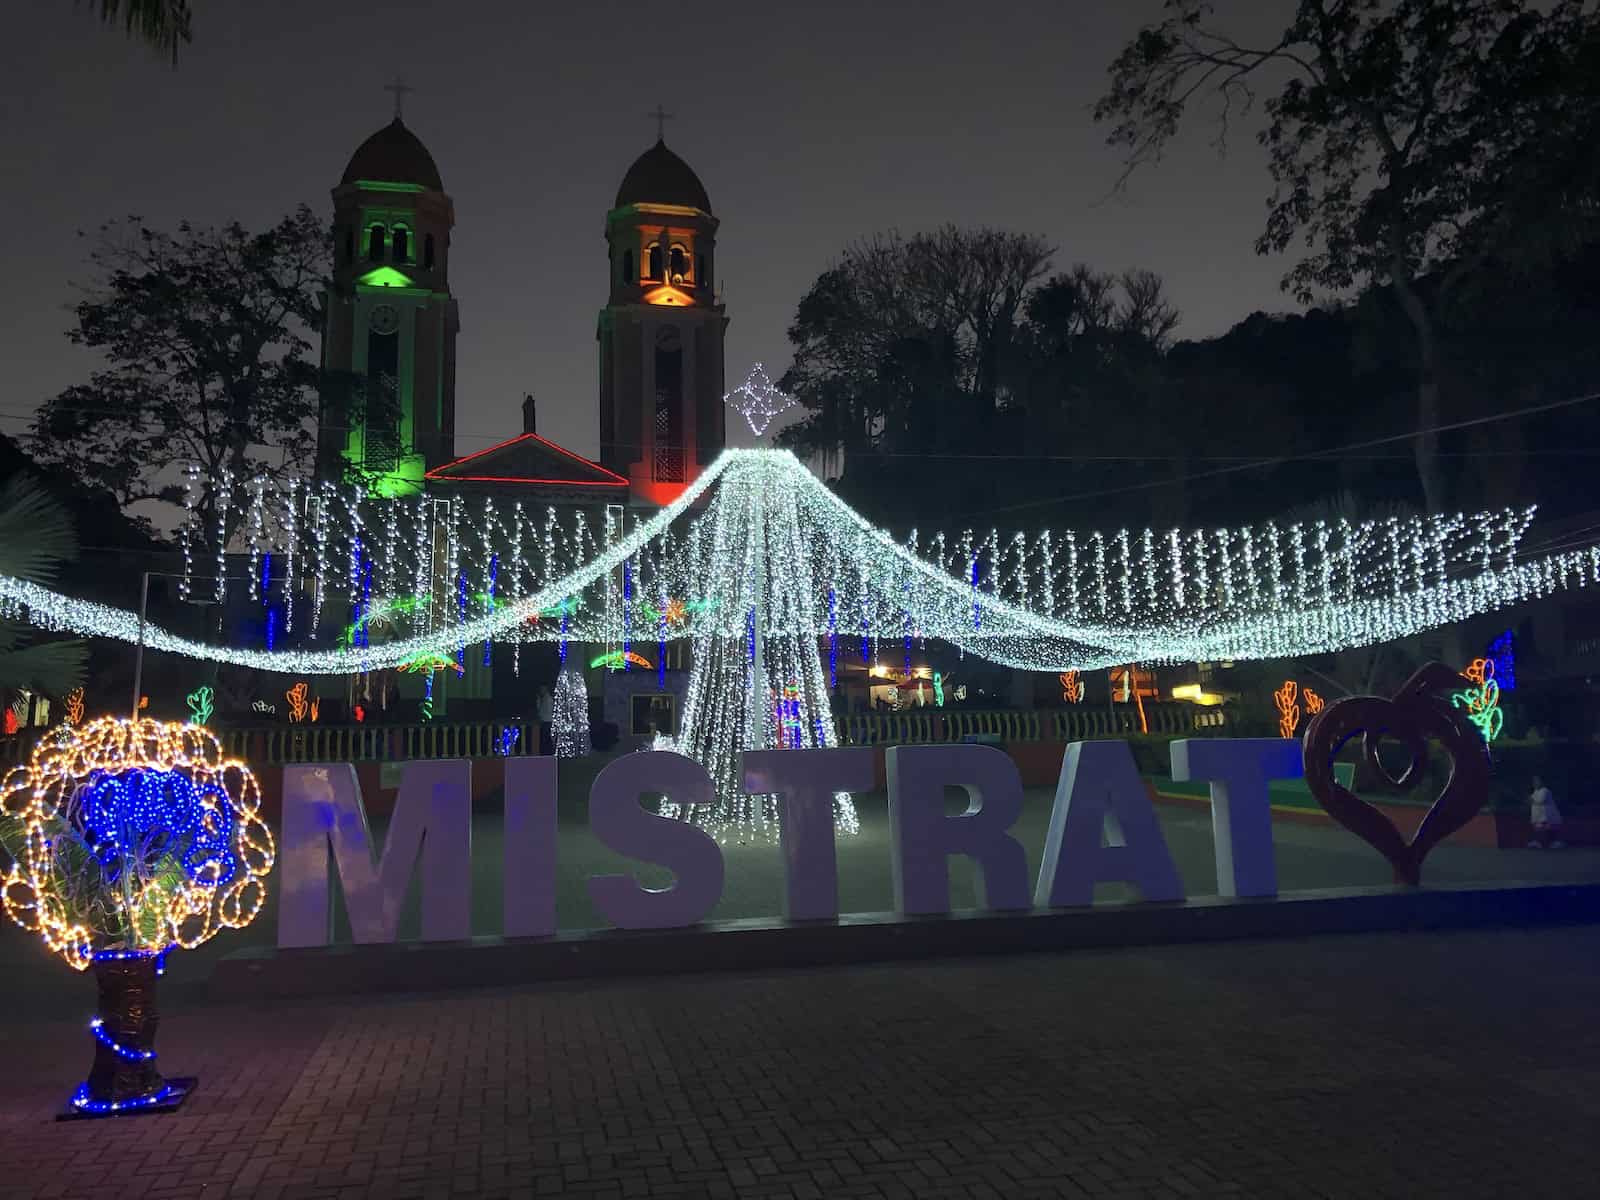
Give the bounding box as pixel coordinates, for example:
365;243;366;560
521;392;536;434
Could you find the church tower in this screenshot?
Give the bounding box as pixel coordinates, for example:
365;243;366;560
319;106;458;496
598;128;727;505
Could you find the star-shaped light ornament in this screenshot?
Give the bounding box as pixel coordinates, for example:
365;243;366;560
724;364;797;437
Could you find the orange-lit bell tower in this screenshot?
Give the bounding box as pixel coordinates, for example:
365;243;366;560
598;125;727;505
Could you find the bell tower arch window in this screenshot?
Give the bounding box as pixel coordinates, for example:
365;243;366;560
366;223;386;261
391;224;410;262
647;241;662;281
423;233;436;270
622;249;634;284
669;244;688;284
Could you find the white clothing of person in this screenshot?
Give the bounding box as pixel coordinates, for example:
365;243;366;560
1530;786;1561;827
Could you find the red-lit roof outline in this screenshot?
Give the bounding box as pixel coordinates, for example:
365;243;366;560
424;431;629;487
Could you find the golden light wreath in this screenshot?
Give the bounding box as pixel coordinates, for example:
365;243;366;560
0;717;275;970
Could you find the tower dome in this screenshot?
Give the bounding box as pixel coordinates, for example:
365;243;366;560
614;139;711;213
341;117;444;191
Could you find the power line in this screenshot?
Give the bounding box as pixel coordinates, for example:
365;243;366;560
957;389;1600;520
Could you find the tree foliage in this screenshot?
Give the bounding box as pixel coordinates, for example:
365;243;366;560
777;228;1197;527
81;0;192;63
1095;0;1600;511
31;207;357;540
0;479;87;707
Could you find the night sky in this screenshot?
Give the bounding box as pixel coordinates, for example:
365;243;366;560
2;0;1291;468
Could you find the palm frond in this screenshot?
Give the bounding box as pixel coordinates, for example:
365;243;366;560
0;479;77;586
82;0;193;63
0;638;88;700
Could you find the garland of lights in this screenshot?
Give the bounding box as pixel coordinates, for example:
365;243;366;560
3;452;1594;678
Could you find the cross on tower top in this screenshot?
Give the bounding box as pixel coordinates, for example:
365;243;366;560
384;77;414;120
646;104;673;142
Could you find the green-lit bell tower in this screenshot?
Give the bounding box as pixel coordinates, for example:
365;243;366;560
319;104;458;496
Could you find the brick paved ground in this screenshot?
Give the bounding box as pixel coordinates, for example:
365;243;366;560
2;926;1598;1199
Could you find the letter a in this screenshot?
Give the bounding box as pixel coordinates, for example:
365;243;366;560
1035;740;1183;907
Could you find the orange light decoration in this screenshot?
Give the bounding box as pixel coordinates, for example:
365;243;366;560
1453;659;1503;743
1109;666;1153;733
353;704;366;723
1303;687;1325;717
2;710;17;736
664;597;688;626
285;681;310;723
641;284;694;307
138;696;149;712
309;697;320;724
63;688;86;726
1058;671;1083;703
0;717;275;970
1274;680;1301;738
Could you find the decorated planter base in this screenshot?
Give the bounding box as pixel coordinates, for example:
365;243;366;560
56;952;196;1120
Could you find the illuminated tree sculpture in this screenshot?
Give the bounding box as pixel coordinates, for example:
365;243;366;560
552;668;591;759
0;717;274;1115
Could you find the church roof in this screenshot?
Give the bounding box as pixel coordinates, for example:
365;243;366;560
424;431;628;494
615;139;711;213
341;118;444;191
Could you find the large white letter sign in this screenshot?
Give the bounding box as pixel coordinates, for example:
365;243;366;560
1035;740;1183;907
587;751;725;930
744;748;875;921
885;744;1030;915
1170;738;1300;898
503;756;558;937
278;761;472;948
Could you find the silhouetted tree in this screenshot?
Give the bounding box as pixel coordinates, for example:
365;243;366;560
32;207;372;545
1096;0;1600;512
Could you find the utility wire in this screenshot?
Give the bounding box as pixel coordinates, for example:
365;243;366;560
958;389;1600;520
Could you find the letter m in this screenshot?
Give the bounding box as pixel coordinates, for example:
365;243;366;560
278;761;471;947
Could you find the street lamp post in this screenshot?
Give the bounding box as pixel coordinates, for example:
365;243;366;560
131;570;152;722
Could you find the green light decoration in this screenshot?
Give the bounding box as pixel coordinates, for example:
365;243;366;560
531;596;583;620
185;686;214;726
354;179;426;194
932;672;945;707
338;594;427;649
366;456;426;499
590;650;654;671
635;597;717;625
1452;659;1504;743
399;652;462;676
356;266;416;289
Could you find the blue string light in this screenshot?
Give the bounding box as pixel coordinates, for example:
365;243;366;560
69;1082;173;1114
260;551;271;596
456;572;468;674
1489;629;1515;691
92;947;169;975
81;769;237;890
89;1018;157;1062
482;553;498;668
970;556;982;631
622;560;633;670
266;607;277;651
360;553;373;650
